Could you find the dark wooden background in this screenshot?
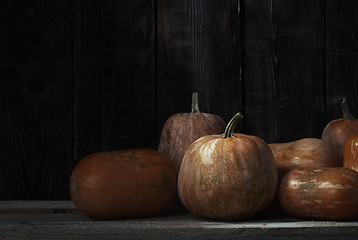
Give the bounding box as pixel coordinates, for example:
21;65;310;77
1;0;357;200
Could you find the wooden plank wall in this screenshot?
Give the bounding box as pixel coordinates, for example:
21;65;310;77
73;0;156;168
0;0;358;200
244;0;325;143
326;0;358;119
157;0;241;130
0;0;73;199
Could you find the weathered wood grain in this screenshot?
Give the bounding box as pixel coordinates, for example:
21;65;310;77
0;0;73;200
325;0;358;122
157;0;242;138
243;0;325;143
0;200;77;214
0;201;358;239
1;0;358;202
73;0;156;163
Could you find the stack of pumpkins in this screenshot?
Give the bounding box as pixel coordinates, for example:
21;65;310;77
69;94;358;221
274;97;358;220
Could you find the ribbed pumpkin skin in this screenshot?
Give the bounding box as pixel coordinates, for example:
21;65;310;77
158;112;226;172
70;149;177;220
178;133;277;220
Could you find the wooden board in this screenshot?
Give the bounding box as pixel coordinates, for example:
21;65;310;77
0;201;358;239
243;0;325;143
73;0;156;162
325;0;358;121
0;0;73;200
157;0;242;135
1;0;358;201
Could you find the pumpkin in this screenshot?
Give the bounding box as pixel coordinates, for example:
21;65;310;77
69;148;177;220
177;112;277;220
322;97;358;158
343;135;358;172
269;138;341;184
279;167;358;221
158;92;226;172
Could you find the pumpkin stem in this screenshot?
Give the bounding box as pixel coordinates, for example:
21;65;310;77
341;97;354;119
191;92;200;113
223;112;244;138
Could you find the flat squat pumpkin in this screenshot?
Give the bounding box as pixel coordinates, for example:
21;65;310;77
70;149;177;220
279;167;358;221
178;113;277;220
158;92;226;172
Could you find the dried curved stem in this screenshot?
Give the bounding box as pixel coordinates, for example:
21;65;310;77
341;97;354;119
223;112;244;138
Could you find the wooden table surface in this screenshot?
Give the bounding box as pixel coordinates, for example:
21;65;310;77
0;201;358;239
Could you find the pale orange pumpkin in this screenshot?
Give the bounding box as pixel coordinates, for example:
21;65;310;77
177;113;277;220
158;92;226;172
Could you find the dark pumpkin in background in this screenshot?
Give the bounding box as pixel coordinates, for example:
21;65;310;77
69;149;177;220
178;113;277;220
322;98;358;158
158;92;226;172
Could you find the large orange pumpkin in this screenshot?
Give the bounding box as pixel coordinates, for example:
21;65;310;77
158;92;226;172
70;149;177;220
177;113;277;220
